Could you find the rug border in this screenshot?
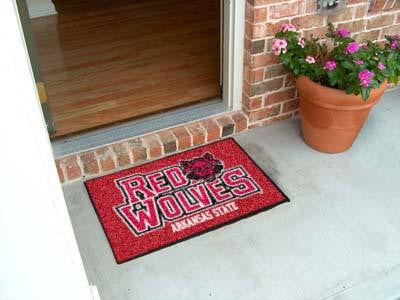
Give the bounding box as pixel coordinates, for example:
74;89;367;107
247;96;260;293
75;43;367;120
84;137;290;264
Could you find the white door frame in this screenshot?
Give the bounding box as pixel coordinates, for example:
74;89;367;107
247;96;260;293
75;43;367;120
0;1;95;299
223;0;245;111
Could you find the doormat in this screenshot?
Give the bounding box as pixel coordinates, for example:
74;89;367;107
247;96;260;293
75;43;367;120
85;138;289;263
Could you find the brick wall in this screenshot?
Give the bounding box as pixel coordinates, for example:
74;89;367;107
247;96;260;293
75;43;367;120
243;0;400;128
56;112;248;183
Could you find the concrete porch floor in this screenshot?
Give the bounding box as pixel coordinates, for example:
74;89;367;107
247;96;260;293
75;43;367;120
63;89;400;300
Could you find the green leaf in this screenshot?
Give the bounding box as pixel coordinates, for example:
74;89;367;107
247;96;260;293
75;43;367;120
282;57;290;65
361;88;370;101
341;61;354;70
390;75;399;85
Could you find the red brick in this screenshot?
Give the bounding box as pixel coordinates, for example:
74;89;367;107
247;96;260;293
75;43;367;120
112;143;131;167
245;21;252;38
391;0;400;10
367;15;395;29
305;0;317;13
265;37;274;52
250;77;284;96
368;0;387;14
328;7;354;23
157;130;177;154
216;116;235;137
201;119;221;142
128;139;147;162
282;98;300;113
172;126;192;150
248;122;261;130
355;4;368;19
261;112;293;125
80;151;99;175
242;94;262;110
264;64;286;79
231;112;248;133
246;22;267;39
338;20;366;33
250;53;279;68
377;40;387;48
142;135;162;158
254;7;268;23
248;0;283;6
292;15;324;29
247;21;285;39
303;26;329;40
245;39;265;54
244;50;251;67
55;159;65;183
248;104;281;122
246;5;268;23
285;75;295;87
354;30;380;43
265;21;286;36
245;3;254;22
244;67;264;83
250;69;265;83
347;0;368;4
60;155;82;181
384;0;395;9
243;80;251;97
95;147;116;172
187;123;206;146
269;1;302;19
265;87;296;105
380;24;400;37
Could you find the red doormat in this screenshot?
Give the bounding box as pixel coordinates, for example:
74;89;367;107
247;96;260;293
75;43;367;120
85;138;289;263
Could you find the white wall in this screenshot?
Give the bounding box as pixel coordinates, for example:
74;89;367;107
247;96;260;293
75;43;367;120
26;0;57;18
0;1;93;299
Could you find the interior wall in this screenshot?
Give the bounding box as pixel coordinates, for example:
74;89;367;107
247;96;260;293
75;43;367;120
26;0;57;18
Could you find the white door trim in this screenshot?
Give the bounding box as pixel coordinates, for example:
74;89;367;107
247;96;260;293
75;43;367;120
0;1;94;299
222;0;245;111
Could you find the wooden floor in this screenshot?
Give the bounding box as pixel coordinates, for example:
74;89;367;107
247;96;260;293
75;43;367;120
32;0;220;137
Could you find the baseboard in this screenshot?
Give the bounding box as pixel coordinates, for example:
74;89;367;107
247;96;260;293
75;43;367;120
28;2;57;18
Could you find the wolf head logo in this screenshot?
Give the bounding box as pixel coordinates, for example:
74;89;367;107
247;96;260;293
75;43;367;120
179;153;223;182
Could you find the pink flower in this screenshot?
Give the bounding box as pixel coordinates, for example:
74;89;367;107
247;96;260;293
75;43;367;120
345;42;360;54
358;69;374;88
272;39;288;55
378;62;386;70
281;23;296;32
324;60;337;71
334;28;351;38
305;56;316;64
393;34;400;40
297;37;305;48
390;40;398;49
354;60;364;65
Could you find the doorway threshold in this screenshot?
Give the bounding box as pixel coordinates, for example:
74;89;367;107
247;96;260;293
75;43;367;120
52;99;228;158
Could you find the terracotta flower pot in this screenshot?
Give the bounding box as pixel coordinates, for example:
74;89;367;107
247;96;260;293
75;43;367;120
296;76;387;153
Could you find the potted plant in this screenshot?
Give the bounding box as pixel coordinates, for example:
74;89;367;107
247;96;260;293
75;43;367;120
273;23;400;153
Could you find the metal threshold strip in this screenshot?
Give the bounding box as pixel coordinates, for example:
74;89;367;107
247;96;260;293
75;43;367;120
52;99;228;158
